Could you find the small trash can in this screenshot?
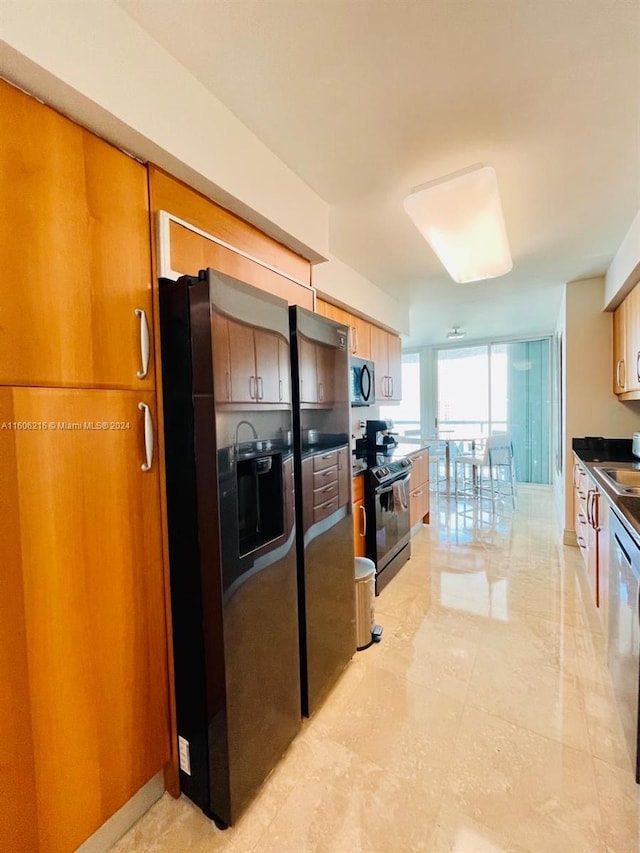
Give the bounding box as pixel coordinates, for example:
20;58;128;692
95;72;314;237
355;557;380;650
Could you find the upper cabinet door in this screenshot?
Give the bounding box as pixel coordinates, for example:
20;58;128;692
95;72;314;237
254;329;281;402
369;325;389;400
278;338;292;404
387;334;402;402
613;301;627;394
0;80;153;390
227;318;258;402
625;286;640;393
351;315;371;360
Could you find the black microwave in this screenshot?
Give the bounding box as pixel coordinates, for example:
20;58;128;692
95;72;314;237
350;357;375;406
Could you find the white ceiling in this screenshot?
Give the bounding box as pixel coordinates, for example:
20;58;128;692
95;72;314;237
116;0;640;346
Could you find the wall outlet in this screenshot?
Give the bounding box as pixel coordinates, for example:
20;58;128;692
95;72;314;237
178;736;191;776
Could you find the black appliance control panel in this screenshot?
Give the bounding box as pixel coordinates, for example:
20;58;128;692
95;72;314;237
369;456;413;485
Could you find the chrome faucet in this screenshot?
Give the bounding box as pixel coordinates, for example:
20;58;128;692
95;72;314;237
235;419;258;447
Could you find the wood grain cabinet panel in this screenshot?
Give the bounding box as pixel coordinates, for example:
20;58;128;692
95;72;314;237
613;301;627;394
316;299;371;359
615;284;640;400
0;387;170;853
408;449;430;529
0;80;154;391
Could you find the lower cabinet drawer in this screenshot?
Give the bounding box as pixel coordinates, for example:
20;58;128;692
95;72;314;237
313;466;338;490
313;495;339;523
313;480;338;505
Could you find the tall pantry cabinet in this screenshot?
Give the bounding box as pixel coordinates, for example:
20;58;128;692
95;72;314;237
0;80;171;853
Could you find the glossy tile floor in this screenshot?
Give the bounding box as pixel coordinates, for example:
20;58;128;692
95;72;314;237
112;486;639;852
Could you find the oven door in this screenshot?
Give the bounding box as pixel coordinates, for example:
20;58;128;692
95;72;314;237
373;473;411;571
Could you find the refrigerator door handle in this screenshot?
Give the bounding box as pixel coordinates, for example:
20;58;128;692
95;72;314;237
134;308;150;379
138;402;154;472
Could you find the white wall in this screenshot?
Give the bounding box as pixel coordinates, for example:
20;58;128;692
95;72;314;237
604;210;640;308
0;1;408;333
313;254;409;335
561;276;640;536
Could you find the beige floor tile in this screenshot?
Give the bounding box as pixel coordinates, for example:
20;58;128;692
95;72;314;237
593;757;640;853
428;798;533;852
111;485;639;853
467;646;591;751
445;705;605;853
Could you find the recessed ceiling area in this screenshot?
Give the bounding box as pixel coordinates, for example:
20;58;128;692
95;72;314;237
116;0;640;346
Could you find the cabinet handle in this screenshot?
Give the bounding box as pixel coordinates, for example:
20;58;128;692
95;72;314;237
360;504;367;537
637;351;640;384
321;453;333;460
351;325;358;354
389;375;394;398
592;491;600;531
279;379;283;401
317;496;337;510
134;308;150;379
249;376;256;399
586;491;593;526
318;382;324;402
413;489;424;497
321;484;334;493
338;451;343;471
413;455;422;462
138;402;154;472
577;535;586;548
257;377;264;399
225;372;230;400
321;469;333;477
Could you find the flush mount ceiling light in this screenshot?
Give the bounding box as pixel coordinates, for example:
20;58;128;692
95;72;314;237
446;326;466;340
404;164;513;284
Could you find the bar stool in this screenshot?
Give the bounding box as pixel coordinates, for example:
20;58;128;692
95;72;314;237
454;434;516;509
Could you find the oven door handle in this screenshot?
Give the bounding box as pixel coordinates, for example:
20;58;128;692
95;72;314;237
375;474;411;495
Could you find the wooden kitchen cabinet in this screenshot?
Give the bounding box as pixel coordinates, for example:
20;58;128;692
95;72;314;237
613;300;627;394
0;387;170;853
370;325;402;402
573;456;600;606
613;283;640;399
316;298;371;359
0;79;154;391
297;334;335;406
352;473;367;558
221;315;289;404
408;448;430;529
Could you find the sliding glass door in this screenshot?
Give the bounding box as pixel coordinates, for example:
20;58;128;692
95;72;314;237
436;338;551;484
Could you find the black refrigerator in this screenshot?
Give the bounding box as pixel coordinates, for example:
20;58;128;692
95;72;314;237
159;269;301;827
289;306;356;716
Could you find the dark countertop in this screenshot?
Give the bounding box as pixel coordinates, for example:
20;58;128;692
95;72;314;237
572;437;640;538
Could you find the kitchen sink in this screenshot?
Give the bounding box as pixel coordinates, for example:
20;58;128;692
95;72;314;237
595;466;640;495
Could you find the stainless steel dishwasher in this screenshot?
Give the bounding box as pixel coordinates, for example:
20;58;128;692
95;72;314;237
608;508;640;783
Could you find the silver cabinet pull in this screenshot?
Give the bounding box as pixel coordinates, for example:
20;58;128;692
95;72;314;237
279;379;283;401
225;372;231;400
134;309;150;379
257;376;264;399
360;504;367;537
637;351;640;384
616;360;622;389
620;360;626;390
138;402;154;471
249;376;256;399
389;376;394;398
351;325;357;354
